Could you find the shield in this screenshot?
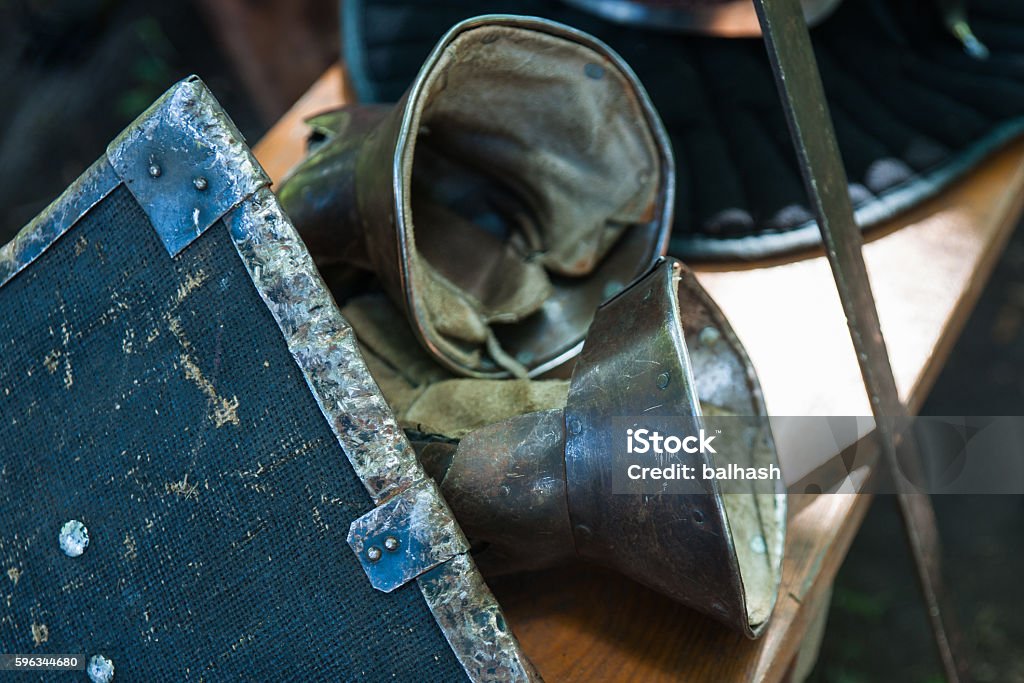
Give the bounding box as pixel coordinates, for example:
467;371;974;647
0;77;537;682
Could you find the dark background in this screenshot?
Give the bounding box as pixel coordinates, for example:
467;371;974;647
0;1;1020;681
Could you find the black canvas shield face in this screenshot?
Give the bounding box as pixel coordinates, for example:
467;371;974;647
0;77;536;682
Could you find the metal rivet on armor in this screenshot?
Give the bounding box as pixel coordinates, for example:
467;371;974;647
698;326;721;347
567;417;582;436
383;536;400;552
193;176;209;191
366;546;382;562
692;509;705;525
87;654;114;683
656;372;671;390
574;524;593;540
584;63;605;80
58;519;89;557
148;163;162;178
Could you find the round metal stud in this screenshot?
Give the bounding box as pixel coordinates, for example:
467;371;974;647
656;371;671;390
147;164;162;179
366;546;382;562
87;654;115;683
58;520;89;558
383;536;400;552
567;417;583;436
193;176;209;191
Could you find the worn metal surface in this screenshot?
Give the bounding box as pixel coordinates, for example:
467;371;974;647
419;553;543;682
225;186;540;681
278;15;673;379
348;479;470;592
419;408;575;576
224;187;423;504
564;258;752;632
108;76;269;257
420;258;785;636
0;158;118;288
754;0;970;679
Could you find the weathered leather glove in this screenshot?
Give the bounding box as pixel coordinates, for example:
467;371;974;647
279;15;673;378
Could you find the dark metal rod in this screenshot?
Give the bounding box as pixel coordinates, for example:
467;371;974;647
752;0;970;679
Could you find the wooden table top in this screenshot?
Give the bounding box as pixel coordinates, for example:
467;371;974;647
252;65;1024;682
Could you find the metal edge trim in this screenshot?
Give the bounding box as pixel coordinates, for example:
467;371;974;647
676;265;788;636
0;157;120;289
419;554;543;682
224;186;541;682
664;261;789;637
225;187;420;503
662;259;756;637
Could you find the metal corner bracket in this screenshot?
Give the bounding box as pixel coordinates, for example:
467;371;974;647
347;479;470;593
106;75;269;257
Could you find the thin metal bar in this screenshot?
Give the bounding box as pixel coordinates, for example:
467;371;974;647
751;0;970;680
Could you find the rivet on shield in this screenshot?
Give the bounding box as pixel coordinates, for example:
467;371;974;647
87;654;114;683
58;519;89;558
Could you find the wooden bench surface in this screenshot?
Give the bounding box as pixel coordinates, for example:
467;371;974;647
252;65;1024;682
